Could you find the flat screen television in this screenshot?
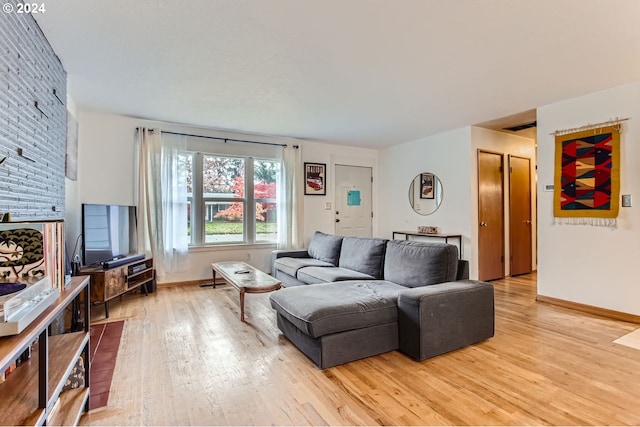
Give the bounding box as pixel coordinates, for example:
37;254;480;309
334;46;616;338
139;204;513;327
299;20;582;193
81;203;138;266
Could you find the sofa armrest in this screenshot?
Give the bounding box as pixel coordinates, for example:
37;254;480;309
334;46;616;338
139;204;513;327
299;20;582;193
271;249;309;274
397;280;494;361
456;260;469;280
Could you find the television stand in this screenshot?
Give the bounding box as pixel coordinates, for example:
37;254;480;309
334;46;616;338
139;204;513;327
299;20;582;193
80;257;155;319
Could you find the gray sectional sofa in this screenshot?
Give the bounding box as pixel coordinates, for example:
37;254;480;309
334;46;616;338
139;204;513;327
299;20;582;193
269;231;494;369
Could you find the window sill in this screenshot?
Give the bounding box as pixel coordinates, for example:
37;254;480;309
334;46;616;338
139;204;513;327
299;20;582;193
188;242;277;253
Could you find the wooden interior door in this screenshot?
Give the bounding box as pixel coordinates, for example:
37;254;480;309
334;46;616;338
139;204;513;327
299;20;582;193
509;155;532;276
478;150;504;281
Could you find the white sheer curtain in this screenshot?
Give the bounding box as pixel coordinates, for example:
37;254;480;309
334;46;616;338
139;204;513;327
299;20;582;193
277;145;304;249
136;128;189;278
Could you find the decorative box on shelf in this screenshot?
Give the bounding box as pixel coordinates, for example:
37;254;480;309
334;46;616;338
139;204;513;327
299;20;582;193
0;276;59;337
417;225;439;234
0;220;66;289
0;220;66;336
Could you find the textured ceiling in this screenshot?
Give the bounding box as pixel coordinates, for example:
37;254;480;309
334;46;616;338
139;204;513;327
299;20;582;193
34;0;640;147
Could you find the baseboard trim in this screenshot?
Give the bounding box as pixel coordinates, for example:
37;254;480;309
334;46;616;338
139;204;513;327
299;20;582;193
536;295;640;324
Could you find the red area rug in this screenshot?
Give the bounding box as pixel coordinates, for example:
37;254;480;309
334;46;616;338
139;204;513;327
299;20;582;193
88;320;124;410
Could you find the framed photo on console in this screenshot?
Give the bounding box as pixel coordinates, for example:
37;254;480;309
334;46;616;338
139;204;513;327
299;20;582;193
304;162;326;195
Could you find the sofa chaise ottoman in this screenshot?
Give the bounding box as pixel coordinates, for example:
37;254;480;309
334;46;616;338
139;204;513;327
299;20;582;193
269;234;494;369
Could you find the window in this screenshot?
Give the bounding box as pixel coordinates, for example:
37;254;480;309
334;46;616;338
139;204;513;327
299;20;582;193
254;159;278;242
186;153;279;246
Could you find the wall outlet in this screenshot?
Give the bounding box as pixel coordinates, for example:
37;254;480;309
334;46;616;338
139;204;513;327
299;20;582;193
622;194;632;207
246;253;252;261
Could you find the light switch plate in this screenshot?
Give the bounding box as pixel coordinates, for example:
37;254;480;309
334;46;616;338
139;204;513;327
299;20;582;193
324;202;331;210
622;194;632;207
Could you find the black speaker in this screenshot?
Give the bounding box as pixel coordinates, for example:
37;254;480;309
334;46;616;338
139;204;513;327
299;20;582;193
145;269;156;293
72;259;81;276
64;244;73;276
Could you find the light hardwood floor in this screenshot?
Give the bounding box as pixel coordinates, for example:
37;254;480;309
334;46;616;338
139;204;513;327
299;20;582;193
81;273;640;426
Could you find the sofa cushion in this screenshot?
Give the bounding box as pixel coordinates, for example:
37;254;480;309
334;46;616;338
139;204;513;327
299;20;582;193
384;241;458;288
273;269;308;287
269;280;403;338
307;231;344;265
274;257;334;278
297;266;376;284
338;237;387;278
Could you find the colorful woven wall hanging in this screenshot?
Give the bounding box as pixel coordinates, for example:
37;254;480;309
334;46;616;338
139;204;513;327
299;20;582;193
553;125;620;227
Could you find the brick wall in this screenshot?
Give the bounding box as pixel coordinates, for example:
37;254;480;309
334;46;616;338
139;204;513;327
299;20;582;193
0;1;67;220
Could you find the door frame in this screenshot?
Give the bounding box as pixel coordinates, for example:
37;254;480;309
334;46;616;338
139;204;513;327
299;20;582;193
333;164;373;237
508;154;532;276
330;154;377;236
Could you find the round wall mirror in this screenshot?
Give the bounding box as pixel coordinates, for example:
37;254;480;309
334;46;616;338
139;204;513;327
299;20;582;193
408;172;443;215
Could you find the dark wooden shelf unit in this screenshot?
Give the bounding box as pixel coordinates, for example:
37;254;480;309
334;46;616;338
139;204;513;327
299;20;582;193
0;276;91;426
82;257;155;318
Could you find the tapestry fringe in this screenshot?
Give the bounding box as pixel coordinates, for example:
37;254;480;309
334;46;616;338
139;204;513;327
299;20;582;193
553;217;617;229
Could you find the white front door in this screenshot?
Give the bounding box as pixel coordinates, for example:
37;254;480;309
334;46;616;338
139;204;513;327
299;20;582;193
334;165;372;237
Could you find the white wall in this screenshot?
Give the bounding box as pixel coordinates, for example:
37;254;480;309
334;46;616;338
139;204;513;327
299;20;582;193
378;127;474;268
75;78;640;315
377;126;536;280
64;95;81;260
301;140;378;244
470;127;537;277
537;81;640;315
74;110;378;283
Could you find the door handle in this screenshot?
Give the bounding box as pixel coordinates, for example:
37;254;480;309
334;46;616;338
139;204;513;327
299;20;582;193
525;220;532;225
479;221;487;227
335;219;340;223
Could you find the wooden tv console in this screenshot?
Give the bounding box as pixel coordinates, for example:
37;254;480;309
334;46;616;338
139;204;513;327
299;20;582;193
81;257;155;318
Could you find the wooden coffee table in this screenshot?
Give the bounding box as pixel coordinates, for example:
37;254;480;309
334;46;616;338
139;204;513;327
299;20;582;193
211;261;281;322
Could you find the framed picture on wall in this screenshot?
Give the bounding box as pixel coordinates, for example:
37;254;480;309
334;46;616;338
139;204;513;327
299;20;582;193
304;162;326;195
420;173;435;199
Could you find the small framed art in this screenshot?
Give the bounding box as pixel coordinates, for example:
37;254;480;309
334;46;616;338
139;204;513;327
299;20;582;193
420;173;435;199
304;162;326;195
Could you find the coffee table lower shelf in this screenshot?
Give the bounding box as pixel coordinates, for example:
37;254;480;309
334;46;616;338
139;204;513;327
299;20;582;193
211;261;281;322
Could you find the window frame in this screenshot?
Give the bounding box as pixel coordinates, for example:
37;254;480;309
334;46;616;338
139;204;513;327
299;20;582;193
187;152;278;247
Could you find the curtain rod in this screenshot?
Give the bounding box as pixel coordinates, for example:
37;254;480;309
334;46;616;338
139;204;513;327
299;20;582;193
136;127;298;148
550;117;630;136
